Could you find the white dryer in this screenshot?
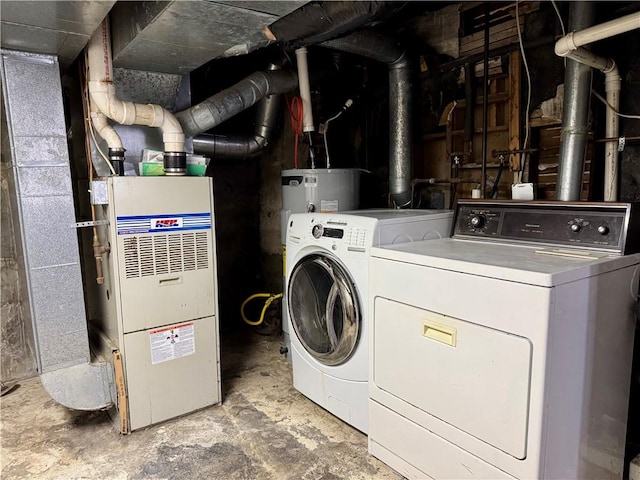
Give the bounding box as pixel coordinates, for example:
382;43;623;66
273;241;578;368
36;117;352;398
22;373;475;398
285;209;453;433
368;200;640;479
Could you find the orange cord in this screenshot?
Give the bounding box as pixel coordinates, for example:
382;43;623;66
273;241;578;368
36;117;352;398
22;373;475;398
286;95;303;168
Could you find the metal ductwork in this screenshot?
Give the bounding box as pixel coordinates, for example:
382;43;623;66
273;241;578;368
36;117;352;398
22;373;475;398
1;50;113;410
175;69;298;138
190;65;290;159
264;1;401;48
321;30;414;208
556;2;596;201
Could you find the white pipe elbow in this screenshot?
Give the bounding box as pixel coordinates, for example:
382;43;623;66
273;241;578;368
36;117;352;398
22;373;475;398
554;32;577;57
160;111;185;152
604;62;622;92
91;112;123;150
556;13;640;58
87;19;185;154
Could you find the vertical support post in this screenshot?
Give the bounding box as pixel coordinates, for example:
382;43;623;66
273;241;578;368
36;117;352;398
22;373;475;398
481;5;490;198
509;50;522;181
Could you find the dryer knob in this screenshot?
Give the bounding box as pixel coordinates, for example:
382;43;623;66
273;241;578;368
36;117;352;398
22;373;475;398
470;215;485;229
312;224;323;239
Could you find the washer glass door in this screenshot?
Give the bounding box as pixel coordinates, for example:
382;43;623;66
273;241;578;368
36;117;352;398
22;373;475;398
288;254;360;366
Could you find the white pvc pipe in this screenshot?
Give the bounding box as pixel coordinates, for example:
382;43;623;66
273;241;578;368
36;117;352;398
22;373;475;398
604;67;621;202
555;12;640;56
563;47;614;72
89;96;123;149
86;19;185;153
295;47;315;133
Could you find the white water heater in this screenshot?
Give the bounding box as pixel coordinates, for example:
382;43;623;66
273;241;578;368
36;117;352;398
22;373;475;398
93;176;221;432
281;169;361;238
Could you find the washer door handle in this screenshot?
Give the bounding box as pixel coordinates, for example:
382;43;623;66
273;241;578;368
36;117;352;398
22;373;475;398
325;282;341;350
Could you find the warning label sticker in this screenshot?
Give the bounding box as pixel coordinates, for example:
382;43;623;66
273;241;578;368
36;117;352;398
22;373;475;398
320;200;339;213
149;322;195;365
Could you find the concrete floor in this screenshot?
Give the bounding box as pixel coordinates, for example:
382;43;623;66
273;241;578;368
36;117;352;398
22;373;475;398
0;331;403;480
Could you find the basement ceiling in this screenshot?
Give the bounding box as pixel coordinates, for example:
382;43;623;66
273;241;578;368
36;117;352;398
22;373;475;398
0;0;309;73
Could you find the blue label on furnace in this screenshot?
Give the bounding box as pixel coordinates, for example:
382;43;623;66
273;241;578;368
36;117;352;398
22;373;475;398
116;212;211;235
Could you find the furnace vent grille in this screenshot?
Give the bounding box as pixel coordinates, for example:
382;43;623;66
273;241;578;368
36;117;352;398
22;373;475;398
123;232;209;279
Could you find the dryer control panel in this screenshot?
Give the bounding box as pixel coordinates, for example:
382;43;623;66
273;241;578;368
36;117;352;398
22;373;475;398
453;200;640;254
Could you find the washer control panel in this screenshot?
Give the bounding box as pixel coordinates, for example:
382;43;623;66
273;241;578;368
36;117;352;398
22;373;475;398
453;200;639;254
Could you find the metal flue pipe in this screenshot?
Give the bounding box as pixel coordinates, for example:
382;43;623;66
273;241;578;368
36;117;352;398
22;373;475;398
555;10;640;201
190;65;291;159
322;30;414;208
556;2;596;201
175;69;298;138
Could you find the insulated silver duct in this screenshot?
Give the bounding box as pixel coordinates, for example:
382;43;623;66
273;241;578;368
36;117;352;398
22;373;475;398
556;2;596;201
192;66;286;159
321;30;413;207
192;134;268;159
1;50;113;410
175;69;297;138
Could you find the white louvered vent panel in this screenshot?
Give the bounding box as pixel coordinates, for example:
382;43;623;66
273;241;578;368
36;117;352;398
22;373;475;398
122;231;209;279
183;233;197;271
154;235;169;275
139;236;155;277
169;234;182;273
124;237;140;279
196;232;209;269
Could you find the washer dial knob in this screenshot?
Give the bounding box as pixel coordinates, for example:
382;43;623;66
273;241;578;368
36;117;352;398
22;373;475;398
570;223;582;233
597;225;609;235
470;214;486;229
312;224;323;239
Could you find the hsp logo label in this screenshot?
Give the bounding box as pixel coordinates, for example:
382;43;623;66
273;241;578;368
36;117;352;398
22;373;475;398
152;218;183;229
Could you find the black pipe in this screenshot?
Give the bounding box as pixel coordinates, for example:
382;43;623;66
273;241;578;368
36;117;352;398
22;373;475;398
108;147;125;176
481;6;490;198
163;152;186;175
192;134;267;159
464;62;474;151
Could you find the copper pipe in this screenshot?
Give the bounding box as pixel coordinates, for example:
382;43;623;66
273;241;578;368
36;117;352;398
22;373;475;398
81;58;109;285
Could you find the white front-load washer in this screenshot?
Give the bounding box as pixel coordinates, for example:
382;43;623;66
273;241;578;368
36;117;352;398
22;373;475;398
285;209;453;433
368;200;640;479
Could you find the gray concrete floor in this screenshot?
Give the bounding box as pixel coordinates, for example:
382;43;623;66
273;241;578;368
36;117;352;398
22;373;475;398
0;331;403;479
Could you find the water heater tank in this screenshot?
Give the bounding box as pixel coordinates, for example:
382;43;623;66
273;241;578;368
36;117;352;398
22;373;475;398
281;168;361;243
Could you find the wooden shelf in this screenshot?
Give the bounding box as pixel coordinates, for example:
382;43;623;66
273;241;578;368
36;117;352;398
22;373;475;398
451;125;509;135
421;125;510;141
460;163;504;169
422;132;446;141
453;92;510;107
